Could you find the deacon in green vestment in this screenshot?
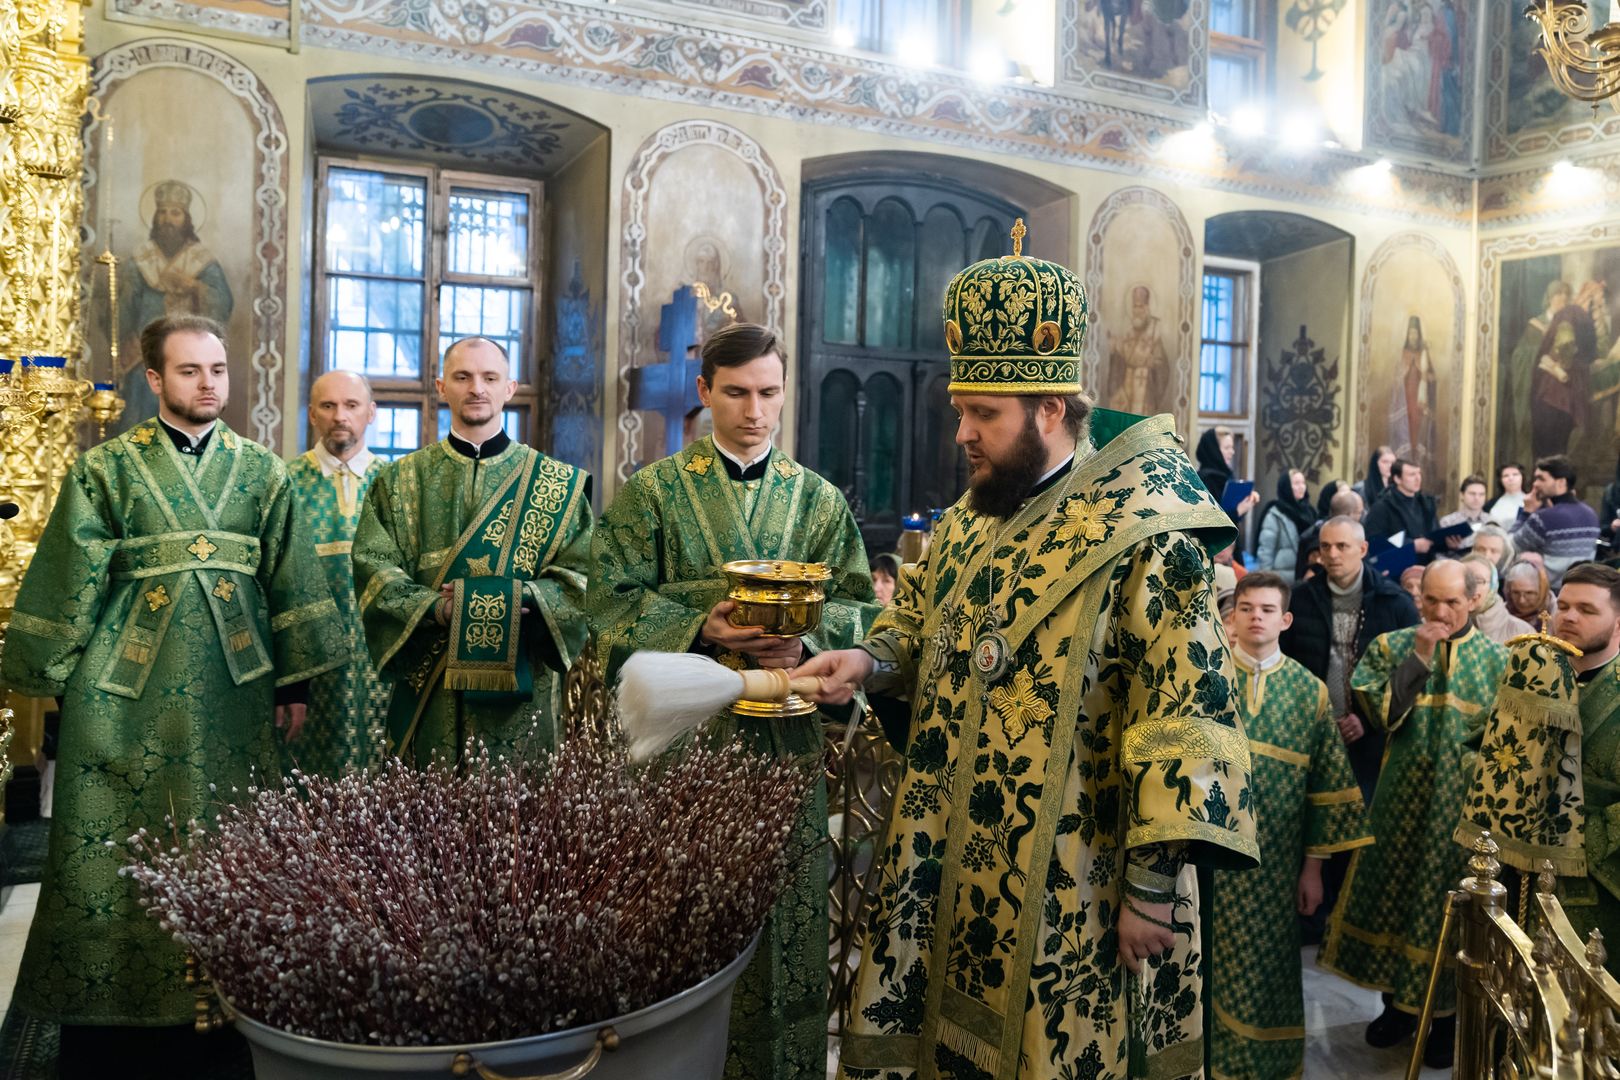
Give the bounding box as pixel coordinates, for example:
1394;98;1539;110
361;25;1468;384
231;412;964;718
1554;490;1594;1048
1210;573;1370;1080
1545;563;1620;973
1321;560;1507;1068
587;322;878;1080
284;370;391;775
0;317;347;1048
799;227;1260;1080
351;336;592;764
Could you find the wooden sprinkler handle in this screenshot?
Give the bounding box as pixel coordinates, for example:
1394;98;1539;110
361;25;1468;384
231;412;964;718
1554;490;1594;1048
737;668;823;702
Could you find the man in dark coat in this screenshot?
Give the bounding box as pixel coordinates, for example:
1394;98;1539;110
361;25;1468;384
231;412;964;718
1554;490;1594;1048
1365;458;1441;562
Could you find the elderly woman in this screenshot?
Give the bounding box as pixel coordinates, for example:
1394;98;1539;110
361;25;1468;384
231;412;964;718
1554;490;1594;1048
1503;558;1553;626
1471;523;1515;576
1399;564;1425;607
1461;554;1533;644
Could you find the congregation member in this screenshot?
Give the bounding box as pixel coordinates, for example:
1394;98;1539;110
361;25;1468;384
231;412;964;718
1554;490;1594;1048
1210;572;1370;1080
1296;486;1365;579
1255;467;1315;577
870;552;901;606
1472;522;1516;575
1600;455;1620;556
351;336;593;764
586;322;876;1080
0;316;347;1076
1439;473;1492;540
1504;557;1554;625
1555;563;1620;967
1197;425;1260;520
1511;454;1600;588
1399;564;1424;607
1487;462;1529;529
1321;560;1508;1070
1356;446;1395;509
1462;553;1533;644
284;369;390;775
1365;458;1443;560
1280;515;1420;803
797;235;1258;1079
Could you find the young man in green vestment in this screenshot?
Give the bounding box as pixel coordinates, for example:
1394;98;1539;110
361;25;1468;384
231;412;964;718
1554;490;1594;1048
587;321;878;1080
797;226;1260;1080
1549;562;1620;973
284;369;392;775
1321;559;1508;1070
351;336;593;764
0;315;348;1077
1210;573;1370;1080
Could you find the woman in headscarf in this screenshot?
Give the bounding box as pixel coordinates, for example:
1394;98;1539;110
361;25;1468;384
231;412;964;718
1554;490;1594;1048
1316;479;1349;521
1503;558;1553;625
1356;446;1395;510
1471;522;1516;576
1257;468;1316;578
1196;426;1258;522
1461;553;1533;644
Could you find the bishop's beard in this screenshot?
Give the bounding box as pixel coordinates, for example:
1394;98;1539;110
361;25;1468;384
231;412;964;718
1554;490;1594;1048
966;413;1050;519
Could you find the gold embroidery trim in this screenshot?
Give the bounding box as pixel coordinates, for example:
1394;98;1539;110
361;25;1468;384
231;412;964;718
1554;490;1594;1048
1335;920;1450;967
1122;718;1252;767
270;596;337;632
464;554;494;577
188;535;218;561
1413;692;1485;715
144;585;170;612
358;567;405;612
1213;1001;1304;1042
8;610;76;641
684;453;714;476
464;590;508;652
1306;836;1375;856
128;425;154;445
314;541;353;557
1248;739;1310;768
772;458;797;479
1307;787;1364;806
212;579;237;602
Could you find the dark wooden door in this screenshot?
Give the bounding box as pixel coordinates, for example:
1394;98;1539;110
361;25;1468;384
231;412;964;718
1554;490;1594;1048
799;176;1024;552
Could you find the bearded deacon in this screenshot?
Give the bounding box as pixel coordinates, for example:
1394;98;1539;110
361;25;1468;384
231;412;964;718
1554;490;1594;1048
1;316;346;1070
284;370;391;774
798;224;1259;1080
351;337;592;764
588;322;877;1080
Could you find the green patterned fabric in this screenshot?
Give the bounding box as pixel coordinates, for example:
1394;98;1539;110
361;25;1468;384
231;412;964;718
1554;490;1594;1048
350;440;592;766
1321;626;1508;1016
838;416;1258;1080
941;222;1087;396
586;436;878;1080
1455;635;1585;875
1210;655;1369;1080
283;451;390;776
0;418;347;1026
1566;656;1620;972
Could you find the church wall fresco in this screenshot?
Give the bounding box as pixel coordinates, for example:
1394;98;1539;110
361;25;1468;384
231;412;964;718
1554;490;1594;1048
85;38;289;448
1477;226;1620;506
1481;0;1611;166
1058;0;1206;111
547;134;610;493
1355;231;1466;500
1083;185;1197;438
1363;0;1474;163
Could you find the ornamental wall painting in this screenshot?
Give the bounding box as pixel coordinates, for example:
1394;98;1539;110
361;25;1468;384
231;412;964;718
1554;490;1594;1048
85;40;288;447
1084;187;1196;438
1356;233;1465;498
1363;0;1472;159
1061;0;1203;108
1490;241;1620;503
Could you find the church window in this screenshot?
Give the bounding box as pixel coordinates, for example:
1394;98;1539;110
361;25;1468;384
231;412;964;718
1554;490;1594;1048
1208;0;1268;120
314;159;543;458
1199;266;1252;416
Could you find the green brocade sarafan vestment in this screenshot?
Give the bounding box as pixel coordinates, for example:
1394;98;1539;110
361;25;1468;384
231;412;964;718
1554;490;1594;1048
586;435;878;1080
1210;655;1369;1080
838;416;1260;1080
0;418;348;1026
351;440;592;765
1321;626;1507;1015
284;450;391;775
1565;655;1620;973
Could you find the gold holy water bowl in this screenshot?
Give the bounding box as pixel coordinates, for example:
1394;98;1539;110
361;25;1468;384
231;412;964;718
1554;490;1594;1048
722;559;831;718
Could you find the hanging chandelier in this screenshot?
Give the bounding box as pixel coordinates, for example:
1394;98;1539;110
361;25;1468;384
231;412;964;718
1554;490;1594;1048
1527;0;1620;108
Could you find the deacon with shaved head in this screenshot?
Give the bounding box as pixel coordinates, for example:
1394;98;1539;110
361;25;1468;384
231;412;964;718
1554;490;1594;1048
284;369;390;776
1320;558;1508;1071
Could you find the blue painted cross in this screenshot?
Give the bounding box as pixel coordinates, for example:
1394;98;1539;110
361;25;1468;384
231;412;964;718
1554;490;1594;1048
627;284;705;462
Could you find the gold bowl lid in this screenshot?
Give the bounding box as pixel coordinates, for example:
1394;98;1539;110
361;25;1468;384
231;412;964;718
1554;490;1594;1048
721;559;833;583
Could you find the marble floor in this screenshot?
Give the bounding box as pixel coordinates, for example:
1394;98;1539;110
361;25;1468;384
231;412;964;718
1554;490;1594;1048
0;880;1447;1079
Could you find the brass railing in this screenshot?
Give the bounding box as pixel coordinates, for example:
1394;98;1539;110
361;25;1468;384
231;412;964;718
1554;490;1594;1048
1442;833;1620;1080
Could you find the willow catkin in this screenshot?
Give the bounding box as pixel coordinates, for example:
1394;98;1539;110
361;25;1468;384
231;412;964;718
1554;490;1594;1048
123;739;811;1047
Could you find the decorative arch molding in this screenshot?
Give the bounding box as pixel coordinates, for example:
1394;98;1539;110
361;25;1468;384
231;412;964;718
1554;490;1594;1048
616;119;786;484
86;38;290;447
1083;185;1196;438
1355;231;1467;497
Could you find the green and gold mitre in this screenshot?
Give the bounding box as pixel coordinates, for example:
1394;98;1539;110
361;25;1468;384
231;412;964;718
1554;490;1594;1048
942;218;1088;395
